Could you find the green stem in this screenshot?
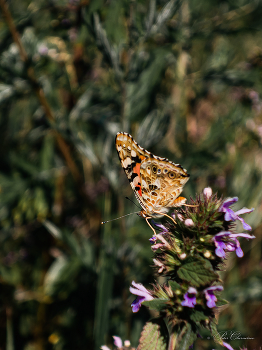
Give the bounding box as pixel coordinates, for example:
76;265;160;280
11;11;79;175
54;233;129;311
168;331;178;350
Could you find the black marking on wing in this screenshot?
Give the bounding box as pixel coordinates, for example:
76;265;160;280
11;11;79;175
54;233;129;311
130;173;138;181
131;155;142;163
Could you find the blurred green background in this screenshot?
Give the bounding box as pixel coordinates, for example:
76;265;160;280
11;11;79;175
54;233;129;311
0;0;262;349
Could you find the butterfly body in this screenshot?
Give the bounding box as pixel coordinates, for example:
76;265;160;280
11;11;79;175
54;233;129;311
115;132;190;220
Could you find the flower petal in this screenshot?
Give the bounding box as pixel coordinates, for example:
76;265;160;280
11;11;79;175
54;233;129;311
113;336;123;348
188;287;197;294
215;246;226;258
153;222;168;232
223;342;235;350
229;233;255;239
236;246;244;257
130;282;153;301
214;231;231;238
131;296;144;313
219;197;238;210
206;298;216;308
224;208;237;221
237;217;252;231
234;207;254;215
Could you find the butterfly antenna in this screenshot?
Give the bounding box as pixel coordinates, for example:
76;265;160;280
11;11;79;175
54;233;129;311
101;211;140;224
125;196;141;209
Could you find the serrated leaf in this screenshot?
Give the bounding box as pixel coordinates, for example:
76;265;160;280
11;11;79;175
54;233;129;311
177;323;197;350
137;319;168;350
216;296;229;307
143;299;168;312
168;280;181;291
210;322;223;345
177;258;218;287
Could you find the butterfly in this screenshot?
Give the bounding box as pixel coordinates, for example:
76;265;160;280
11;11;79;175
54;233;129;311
115;132;190;234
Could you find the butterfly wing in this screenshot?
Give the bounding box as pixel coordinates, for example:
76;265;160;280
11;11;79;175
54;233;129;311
115;132;190;217
115;132;149;211
139;158;189;215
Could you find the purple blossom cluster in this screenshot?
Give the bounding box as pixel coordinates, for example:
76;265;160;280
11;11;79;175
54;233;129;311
214;197;255;259
127;192;255;350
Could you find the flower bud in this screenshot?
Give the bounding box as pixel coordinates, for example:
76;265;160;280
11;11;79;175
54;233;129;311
184;218;194;226
203;187;212;198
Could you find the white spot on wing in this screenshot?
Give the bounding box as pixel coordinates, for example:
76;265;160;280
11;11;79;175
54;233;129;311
142;179;147;188
117;134;124;141
122;157;131;167
133;176;140;186
131;150;136;157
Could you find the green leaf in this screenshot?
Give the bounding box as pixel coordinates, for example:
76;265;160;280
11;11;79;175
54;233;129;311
137;319;168;350
190;310;208;323
40;133;54;171
177;258;218;287
216;296;229;307
168;280;181;291
177;323;197;350
143;299;168;312
210;321;223;346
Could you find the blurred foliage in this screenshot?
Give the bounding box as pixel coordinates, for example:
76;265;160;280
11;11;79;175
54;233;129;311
0;0;262;349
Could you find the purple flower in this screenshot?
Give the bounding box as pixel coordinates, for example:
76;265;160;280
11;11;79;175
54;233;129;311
149;235;157;244
219;197;254;230
149;222;168;243
113;336;122;348
223;342;234;350
204;285;223;308
101;346;111;350
129;281;154;313
152;221;169;233
213;231;255;258
181;287;197;308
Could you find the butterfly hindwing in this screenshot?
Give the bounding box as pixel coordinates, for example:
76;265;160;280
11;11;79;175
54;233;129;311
115;132;190;217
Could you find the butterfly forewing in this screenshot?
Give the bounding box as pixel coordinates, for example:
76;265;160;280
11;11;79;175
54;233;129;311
115;132;190;217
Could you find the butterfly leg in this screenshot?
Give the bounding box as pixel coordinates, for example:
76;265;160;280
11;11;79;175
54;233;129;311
145;217;157;236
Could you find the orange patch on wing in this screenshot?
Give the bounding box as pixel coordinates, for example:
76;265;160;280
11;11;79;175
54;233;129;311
133;163;141;175
137;185;142;196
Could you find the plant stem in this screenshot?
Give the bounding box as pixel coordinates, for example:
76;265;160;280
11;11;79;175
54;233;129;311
168;331;177;350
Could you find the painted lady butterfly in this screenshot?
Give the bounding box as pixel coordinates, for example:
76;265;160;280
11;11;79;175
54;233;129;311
115;132;190;234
